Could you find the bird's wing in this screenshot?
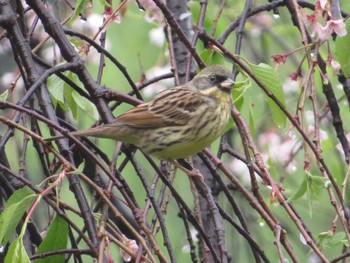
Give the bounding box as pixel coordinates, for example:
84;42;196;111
108;87;203;129
111;103;167;128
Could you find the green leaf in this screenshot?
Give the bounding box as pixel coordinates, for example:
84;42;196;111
0;89;10;100
69;38;85;49
69;0;89;23
232;71;251;111
316;231;333;250
71;90;99;121
335;20;350;76
36;215;68;263
47;75;68;111
232;78;250;104
74;160;86;174
4;236;30;263
306;173;326;217
329;232;347;247
200;49;214;65
63;82;77;119
249;104;256;139
233;96;244;111
200;49;225;65
316;231;347;250
62;72;99;121
48;70;99;120
211;52;225;65
288;178;307;202
249;63;286;127
63;72;80;119
99;0;112;8
0;187;35;245
306;174;326;199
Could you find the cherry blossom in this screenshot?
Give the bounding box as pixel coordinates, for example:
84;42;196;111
120;236;138;262
308;17;347;41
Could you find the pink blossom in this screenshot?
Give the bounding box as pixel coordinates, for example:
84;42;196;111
319;19;347;40
120;236;138;262
103;7;121;23
311;19;347;41
330;59;341;73
307;13;323;38
316;0;331;16
318;0;328;10
326;54;341;73
306;13;317;24
258;131;299;172
326;19;347;37
327;55;341;73
138;0;164;23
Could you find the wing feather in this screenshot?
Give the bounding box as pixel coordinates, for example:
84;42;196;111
106;87;203;129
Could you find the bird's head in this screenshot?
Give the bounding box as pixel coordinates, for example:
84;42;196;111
189;65;235;98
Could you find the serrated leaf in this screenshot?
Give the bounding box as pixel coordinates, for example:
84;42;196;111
4;236;30;263
74;160;85;174
232;66;251;111
288;178;307;202
0;89;10;100
63;72;80;119
62;72;99;121
233;79;250;90
63;82;77;119
341;239;349;247
316;231;332;249
36;215;68;263
69;0;89;23
70;38;85;48
232;78;250;104
99;0;112;8
249;104;256;139
47;75;68;111
316;231;347;250
71;90;99;121
232;75;251;113
200;49;225;65
250;63;286;127
317;231;331;238
211;52;225;65
0;187;35;245
307;174;326;199
233;96;244;111
200;49;214;64
329;232;346;247
335;20;350;76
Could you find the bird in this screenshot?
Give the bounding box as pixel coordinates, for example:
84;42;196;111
46;64;235;160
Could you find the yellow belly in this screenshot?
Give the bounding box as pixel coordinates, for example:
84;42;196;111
151;136;215;159
151;111;230;159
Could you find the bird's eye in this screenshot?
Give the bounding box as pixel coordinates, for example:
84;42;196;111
209;74;217;83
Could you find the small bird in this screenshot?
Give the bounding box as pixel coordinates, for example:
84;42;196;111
46;65;235;159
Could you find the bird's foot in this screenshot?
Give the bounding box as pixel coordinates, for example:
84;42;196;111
168;160;204;179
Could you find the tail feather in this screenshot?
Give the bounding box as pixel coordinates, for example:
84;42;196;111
44;134;66;142
44;126;107;142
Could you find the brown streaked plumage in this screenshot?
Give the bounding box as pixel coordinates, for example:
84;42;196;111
46;65;235;159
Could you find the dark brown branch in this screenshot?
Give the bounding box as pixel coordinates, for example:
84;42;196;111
153;0;205;69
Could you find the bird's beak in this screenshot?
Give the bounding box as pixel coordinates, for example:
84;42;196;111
220;77;235;89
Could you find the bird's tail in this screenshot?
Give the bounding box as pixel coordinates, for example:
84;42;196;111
44;125;110;142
